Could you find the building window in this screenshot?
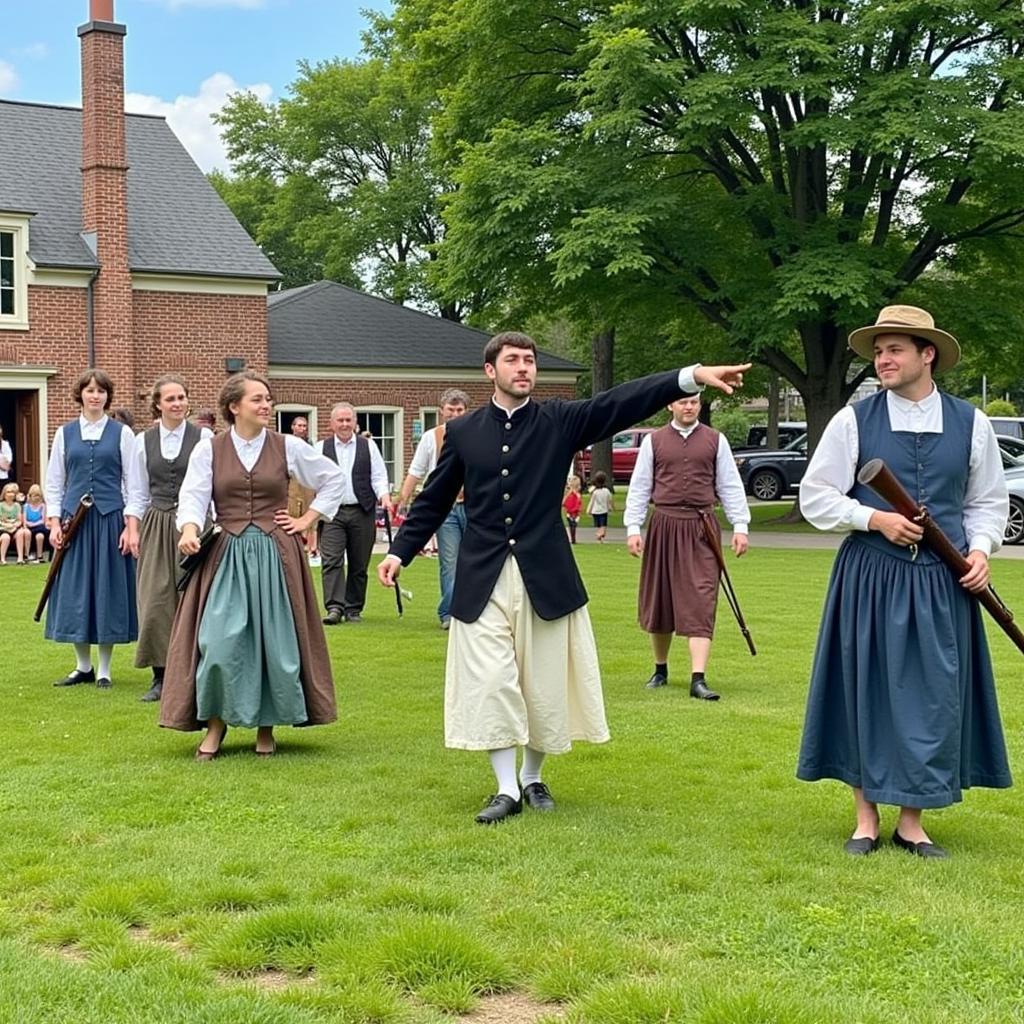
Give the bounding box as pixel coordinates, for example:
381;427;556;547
0;220;29;330
0;231;15;317
358;409;399;486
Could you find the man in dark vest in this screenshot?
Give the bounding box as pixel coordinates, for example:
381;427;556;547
798;305;1010;858
316;402;393;624
379;331;750;824
624;390;750;700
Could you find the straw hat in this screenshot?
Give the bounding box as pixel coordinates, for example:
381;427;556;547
848;305;960;373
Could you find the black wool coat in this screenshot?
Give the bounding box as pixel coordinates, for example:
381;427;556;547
390;369;687;623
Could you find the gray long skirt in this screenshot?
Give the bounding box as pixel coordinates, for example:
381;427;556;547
797;537;1011;808
135;506;180;669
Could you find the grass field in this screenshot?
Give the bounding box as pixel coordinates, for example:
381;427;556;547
2;547;1023;1023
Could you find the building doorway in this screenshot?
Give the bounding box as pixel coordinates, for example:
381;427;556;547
0;387;42;492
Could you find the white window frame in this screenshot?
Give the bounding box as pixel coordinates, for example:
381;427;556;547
356;405;404;486
275;403;318;441
0;215;30;331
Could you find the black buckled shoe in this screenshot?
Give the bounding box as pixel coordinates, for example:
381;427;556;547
54;668;95;687
344;610;363;623
96;677;112;689
843;835;880;856
522;782;556;812
690;679;720;701
893;830;949;859
644;671;668;689
322;608;344;626
139;681;163;702
474;793;523;825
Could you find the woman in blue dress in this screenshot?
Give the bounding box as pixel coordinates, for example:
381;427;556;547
44;369;141;689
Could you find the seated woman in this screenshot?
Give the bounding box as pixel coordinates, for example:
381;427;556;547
22;484;48;563
160;371;343;759
0;483;26;564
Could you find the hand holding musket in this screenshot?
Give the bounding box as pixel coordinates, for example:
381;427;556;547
699;511;756;657
857;458;1024;656
34;494;94;622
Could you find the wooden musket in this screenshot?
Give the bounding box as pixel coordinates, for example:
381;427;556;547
857;458;1024;656
34;494;94;622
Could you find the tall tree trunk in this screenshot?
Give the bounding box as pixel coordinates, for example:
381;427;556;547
589;326;615;486
767;373;781;449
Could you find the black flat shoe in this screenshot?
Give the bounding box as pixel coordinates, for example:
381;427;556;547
893;830;949;859
53;668;95;687
323;608;344;625
690;679;720;701
522;782;556;811
644;671;668;689
195;725;228;762
96;677;112;689
474;793;523;824
843;835;880;856
139;681;163;702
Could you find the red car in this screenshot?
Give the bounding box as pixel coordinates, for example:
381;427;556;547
575;427;655;483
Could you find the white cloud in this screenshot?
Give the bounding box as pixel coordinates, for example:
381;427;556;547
0;60;19;94
17;43;49;60
125;72;272;173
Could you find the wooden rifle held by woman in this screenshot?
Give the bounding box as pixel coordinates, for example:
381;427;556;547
857;458;1024;656
34;494;94;622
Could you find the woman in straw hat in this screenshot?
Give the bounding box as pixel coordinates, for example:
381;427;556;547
797;305;1011;859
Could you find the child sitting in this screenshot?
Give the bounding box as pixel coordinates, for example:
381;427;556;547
0;483;27;564
22;484;48;563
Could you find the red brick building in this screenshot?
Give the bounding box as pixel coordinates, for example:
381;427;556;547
0;0;580;491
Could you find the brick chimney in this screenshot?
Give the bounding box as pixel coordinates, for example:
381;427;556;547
79;0;134;401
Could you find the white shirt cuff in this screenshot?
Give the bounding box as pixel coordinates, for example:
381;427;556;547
626;524;642;537
384;553;402;565
968;535;993;557
851;505;876;532
731;523;749;535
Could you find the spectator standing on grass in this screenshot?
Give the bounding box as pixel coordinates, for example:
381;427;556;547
586;471;614;542
160;371;343;760
798;306;1010;859
127;375;210;704
563;475;582;544
379;330;751;825
22;484;48;563
0;482;26;564
287;415;320;565
316;403;394;625
396;388;472;630
45;369;141;690
624;390;750;700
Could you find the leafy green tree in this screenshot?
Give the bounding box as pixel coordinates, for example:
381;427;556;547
395;0;1024;445
213;37;474;318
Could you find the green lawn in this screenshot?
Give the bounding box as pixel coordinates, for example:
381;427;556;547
3;548;1023;1023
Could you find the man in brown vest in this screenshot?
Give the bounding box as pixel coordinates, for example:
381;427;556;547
396;388;471;629
624;390;750;699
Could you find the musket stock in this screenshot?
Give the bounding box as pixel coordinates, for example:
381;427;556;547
857;458;1024;656
34;494;94;622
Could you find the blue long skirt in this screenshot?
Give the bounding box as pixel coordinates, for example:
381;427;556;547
797;537;1011;808
44;507;137;644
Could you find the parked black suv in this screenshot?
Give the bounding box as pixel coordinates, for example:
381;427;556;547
734;433;808;501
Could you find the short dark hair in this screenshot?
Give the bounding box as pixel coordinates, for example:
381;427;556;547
219;370;272;426
149;374;190;418
909;337;938;365
195;409;217;429
483;331;537;366
72;368;114;409
592;471;608;488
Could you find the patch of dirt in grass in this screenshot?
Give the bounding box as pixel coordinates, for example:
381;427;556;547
461;993;564;1023
244;969;316;993
127;925;189;954
52;945;89;964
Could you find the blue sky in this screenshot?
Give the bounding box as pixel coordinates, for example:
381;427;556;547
0;0;388;171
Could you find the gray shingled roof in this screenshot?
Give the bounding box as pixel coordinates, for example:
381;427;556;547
268;281;583;371
0;99;279;279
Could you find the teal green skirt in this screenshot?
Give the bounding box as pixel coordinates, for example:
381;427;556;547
196;526;308;728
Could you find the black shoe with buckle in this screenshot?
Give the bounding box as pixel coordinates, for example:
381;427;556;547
893;830;949;859
474;793;523;824
690;679;720;701
345;610;363;623
644;671;668;689
522;782;556;812
322;607;344;626
96;677;112;689
54;668;95;687
139;680;163;702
